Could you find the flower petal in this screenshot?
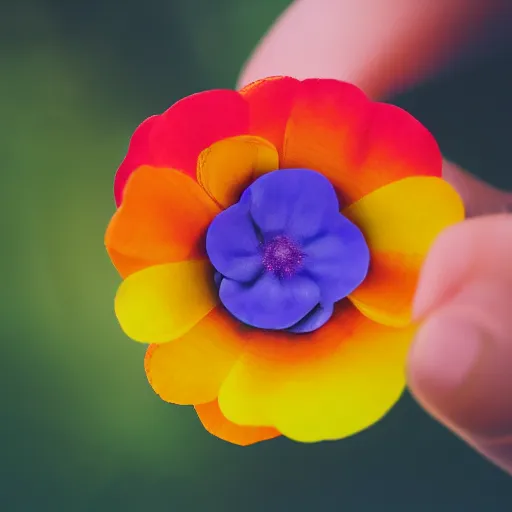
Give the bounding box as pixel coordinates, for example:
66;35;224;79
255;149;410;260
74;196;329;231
344;176;465;326
115;261;217;343
281;79;442;205
243;169;340;243
150;90;249;177
144;308;245;405
302;215;370;304
195;400;280;446
349;252;422;327
114;90;250;205
240;76;300;156
219;273;321;330
287;302;334;334
106;248;151;280
206;202;263;282
114;115;159;206
197;135;279;209
106;166;220;278
218;302;416;442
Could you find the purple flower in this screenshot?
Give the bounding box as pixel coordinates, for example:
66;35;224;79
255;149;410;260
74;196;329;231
206;169;370;333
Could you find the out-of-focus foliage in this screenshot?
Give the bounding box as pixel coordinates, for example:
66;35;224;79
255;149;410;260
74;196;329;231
1;1;511;510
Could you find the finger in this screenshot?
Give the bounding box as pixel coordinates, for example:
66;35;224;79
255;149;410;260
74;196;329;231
238;0;512;217
442;162;512;218
238;0;506;97
409;215;512;474
408;280;512;474
413;215;512;319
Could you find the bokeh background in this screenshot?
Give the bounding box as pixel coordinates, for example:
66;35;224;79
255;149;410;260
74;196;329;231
2;1;512;510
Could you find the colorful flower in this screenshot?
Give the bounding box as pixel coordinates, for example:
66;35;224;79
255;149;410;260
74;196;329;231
105;76;464;446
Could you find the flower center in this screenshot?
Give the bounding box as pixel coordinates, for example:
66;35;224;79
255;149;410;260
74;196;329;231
261;235;303;278
205;169;370;334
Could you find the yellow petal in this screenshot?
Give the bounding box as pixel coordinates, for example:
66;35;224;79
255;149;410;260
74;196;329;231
114;261;217;343
343;177;464;326
343;176;464;254
197;135;279;209
217;303;416;442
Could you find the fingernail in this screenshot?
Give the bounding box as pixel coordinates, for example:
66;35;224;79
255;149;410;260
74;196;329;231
410;315;485;391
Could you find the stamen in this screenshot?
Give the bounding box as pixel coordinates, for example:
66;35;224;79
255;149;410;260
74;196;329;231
262;235;304;278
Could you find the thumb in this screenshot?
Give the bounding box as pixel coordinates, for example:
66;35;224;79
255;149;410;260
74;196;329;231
408;215;512;474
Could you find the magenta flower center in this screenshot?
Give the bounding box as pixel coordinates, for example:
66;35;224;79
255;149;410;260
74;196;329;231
261;235;304;278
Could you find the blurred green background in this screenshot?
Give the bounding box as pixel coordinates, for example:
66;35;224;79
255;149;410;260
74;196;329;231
2;1;512;510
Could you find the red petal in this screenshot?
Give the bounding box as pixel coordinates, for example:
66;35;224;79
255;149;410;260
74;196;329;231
240;76;300;157
149;89;249;175
281;78;442;205
114;90;250;206
114;115;159;206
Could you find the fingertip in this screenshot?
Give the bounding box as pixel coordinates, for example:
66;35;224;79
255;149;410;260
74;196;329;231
409;279;512;442
413;215;512;321
412;224;472;320
408;313;484;396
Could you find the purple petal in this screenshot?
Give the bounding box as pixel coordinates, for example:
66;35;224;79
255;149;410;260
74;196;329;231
219;273;321;330
206;203;263;282
302;213;370;303
242;169;340;242
213;271;224;288
287;302;334;334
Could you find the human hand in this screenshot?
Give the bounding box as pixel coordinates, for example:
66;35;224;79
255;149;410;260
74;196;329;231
239;0;512;473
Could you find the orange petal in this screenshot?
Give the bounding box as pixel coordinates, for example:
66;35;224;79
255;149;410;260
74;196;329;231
106;166;220;278
240;76;300;156
348;252;421;328
195;400;280;446
106;248;151;279
144;308;245;405
197;135;279;209
218;301;416;443
281;79;442;205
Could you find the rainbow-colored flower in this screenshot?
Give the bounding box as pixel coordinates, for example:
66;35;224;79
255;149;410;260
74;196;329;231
105;76;464;445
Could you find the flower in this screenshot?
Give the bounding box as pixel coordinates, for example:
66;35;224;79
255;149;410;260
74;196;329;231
207;169;370;332
105;76;464;446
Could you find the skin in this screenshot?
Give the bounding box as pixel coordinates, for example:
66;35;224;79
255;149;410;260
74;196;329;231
238;0;512;474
